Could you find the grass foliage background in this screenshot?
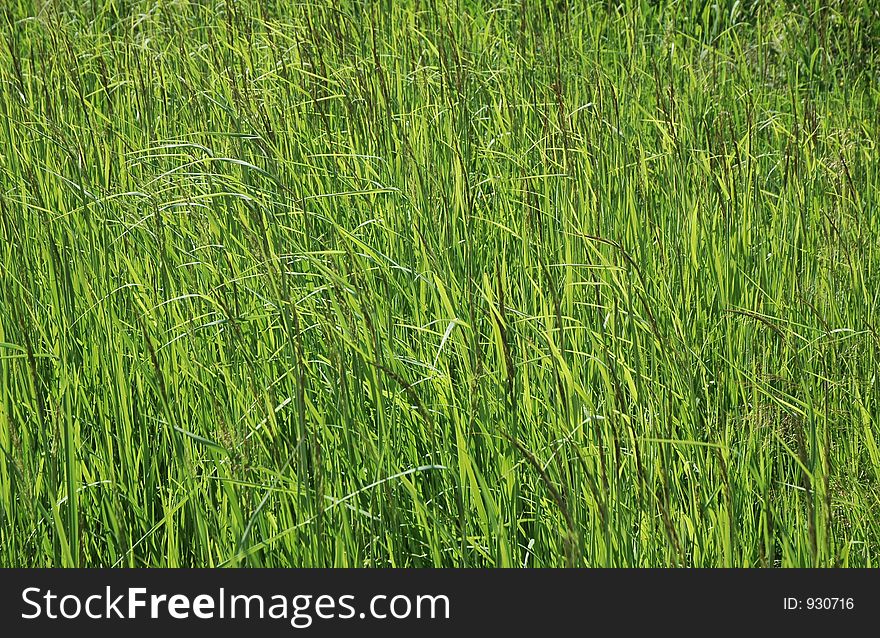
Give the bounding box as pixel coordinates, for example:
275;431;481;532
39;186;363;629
1;0;879;566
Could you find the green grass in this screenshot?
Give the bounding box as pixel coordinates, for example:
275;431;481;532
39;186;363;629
0;0;878;567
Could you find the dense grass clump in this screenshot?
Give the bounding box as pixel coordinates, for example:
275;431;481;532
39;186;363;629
0;0;878;567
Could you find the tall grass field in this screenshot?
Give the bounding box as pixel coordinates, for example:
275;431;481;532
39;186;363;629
1;0;878;567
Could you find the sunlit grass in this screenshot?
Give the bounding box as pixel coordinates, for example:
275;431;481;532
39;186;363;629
0;0;878;567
